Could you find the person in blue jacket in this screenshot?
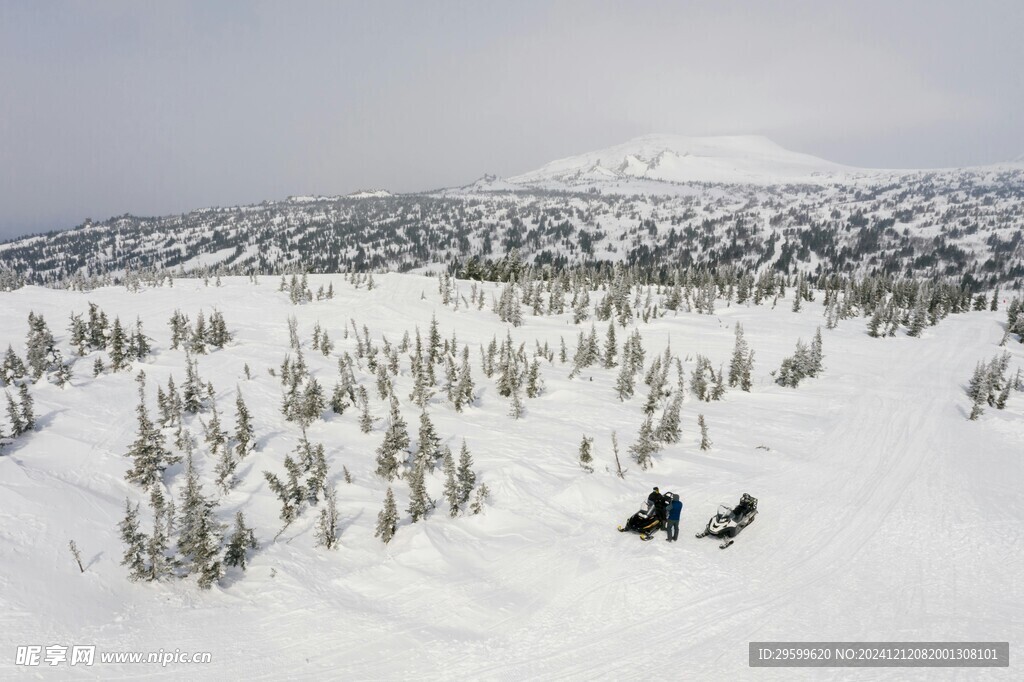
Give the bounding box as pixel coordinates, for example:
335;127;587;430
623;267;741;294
666;493;683;542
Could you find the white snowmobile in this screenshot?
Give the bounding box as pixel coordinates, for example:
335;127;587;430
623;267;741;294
695;493;758;549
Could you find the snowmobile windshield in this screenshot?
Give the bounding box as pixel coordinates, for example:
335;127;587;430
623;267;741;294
718;505;733;517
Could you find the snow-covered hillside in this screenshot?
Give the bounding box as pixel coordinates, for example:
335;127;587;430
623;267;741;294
1;273;1021;679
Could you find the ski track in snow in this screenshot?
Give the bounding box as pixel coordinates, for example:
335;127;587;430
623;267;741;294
0;274;1021;680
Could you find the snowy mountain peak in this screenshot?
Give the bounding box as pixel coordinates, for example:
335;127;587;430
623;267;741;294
348;189;393;199
507;133;860;188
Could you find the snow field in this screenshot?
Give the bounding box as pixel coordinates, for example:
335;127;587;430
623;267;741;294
0;273;1021;680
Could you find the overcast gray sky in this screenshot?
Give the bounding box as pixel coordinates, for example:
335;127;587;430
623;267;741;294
1;1;1021;240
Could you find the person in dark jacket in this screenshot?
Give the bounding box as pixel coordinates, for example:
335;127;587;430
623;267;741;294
646;487;667;528
666;494;683;541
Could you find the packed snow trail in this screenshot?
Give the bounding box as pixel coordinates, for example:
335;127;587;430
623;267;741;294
0;275;1020;680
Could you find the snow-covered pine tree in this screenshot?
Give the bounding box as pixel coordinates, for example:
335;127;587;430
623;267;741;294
68;313;88;356
109;317;129;371
416;409;441;471
169;310;189;350
1;345;27;384
263;454;305;529
728;323;749;387
375;397;409;480
698;414;712;451
146;486;173;582
124;372;176;490
525;358;543;398
208;310;231;349
808;327;824;377
442;447;459;517
454;347;474;412
655;393;683;444
578;435;594;473
302;437;329;505
118;499;149;582
407;460;431;522
183;355;203;413
192;507;223;590
315;484;341;549
628;415;658;470
740;349;755;392
129;317;150;360
375;487;399;544
223;511;258;569
615;352;635;401
25;312;56;380
456;439;476;505
470;483;490;515
87;302;109;350
298;377;326;427
603;322;617;368
234;389;256;458
357;386;374;433
190;311;208;354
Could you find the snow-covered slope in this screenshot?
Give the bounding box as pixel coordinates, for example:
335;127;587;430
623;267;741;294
1;274;1021;678
507;134;875;187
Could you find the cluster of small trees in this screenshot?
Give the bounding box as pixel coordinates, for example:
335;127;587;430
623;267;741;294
966;352;1019;420
168;309;232;353
776;329;824;388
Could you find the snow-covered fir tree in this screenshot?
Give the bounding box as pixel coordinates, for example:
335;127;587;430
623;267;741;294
578;435;594;473
118;499;149;582
407;460;431;522
234;389;256;458
442;447;459;517
655;393;683;444
375;396;409;481
315;485;340;549
470;483;490;515
416;409;442;471
223;511;258;570
698;414;712;451
124;372;176;490
456;439;476;506
628;415;658;470
263;454;305;529
375;487;399;544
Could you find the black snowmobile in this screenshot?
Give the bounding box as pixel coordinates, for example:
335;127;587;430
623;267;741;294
618;493;672;541
695;493;758;549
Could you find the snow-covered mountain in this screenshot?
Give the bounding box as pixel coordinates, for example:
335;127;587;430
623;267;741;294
506;134;878;188
2;135;1024;292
